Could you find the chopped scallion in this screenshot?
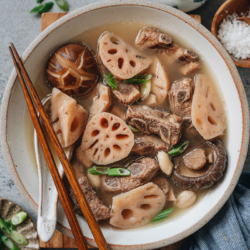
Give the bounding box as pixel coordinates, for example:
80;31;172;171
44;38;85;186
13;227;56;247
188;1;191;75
10;231;28;246
127;124;139;133
1;235;19;250
103;72;117;90
88;166;109;175
168;141;189;157
107;168;131;177
124;74;152;85
152;207;174;223
55;0;69;12
0;217;11;235
11;212;27;226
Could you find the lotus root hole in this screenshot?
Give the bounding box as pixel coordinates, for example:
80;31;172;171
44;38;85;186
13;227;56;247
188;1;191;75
56;129;62;135
130;60;136;67
113;145;121;151
140;204;152;210
110;36;120;44
93;148;98;156
70;117;79;132
118;58;124;69
108;49;117;54
107;59;111;62
116;134;129;140
144;195;159;199
100;118;109;128
112;123;120;131
210;102;216;111
104;148;111;157
196;118;203;128
89;139;99;149
146;186;154;191
208;116;217;126
91;130;100;137
106;135;109;138
121;209;133;220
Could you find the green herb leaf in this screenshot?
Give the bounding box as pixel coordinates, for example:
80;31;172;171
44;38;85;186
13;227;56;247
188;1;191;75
103;72;117;90
0;217;11;235
30;2;54;14
124;74;152;85
55;0;69;11
88;166;109;175
168;141;189;157
10;231;28;246
127;124;139;133
107;168;131;177
11;212;27;226
37;0;44;3
152;207;174;223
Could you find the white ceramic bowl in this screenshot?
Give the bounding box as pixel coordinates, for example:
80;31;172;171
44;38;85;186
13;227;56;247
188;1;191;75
1;1;249;249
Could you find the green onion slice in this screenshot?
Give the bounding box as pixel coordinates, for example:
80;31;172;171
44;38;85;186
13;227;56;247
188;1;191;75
168;141;189;157
103;72;117;90
127;124;139;133
30;2;54;14
11;231;28;246
0;217;11;235
11;212;27;226
124;74;152;85
88;166;109;175
1;235;20;250
55;0;69;12
107;168;131;177
152;207;174;223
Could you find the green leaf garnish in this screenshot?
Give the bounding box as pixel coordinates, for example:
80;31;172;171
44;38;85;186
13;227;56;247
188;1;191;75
124;74;152;85
107;168;131;177
152;207;174;223
127;124;139;133
168;141;189;157
88;166;109;175
103;72;117;90
30;2;54;14
55;0;69;12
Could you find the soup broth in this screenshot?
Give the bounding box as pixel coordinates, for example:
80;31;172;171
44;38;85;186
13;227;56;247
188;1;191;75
24;21;227;229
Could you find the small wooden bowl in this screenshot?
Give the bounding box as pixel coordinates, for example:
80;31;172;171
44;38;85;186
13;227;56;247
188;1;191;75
211;0;250;68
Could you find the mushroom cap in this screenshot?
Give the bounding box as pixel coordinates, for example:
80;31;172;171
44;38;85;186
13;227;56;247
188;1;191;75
81;112;134;165
172;140;227;190
46;44;99;96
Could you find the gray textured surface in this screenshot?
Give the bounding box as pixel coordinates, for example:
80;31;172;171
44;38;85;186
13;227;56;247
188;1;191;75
0;0;249;248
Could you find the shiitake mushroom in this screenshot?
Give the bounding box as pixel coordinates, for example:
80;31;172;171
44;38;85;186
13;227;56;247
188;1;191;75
46;43;99;96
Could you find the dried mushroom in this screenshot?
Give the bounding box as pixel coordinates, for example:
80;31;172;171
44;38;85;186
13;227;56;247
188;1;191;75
110;183;166;229
46;44;99;96
192;74;227;140
81;112;134;165
102;157;159;193
183;148;207;170
172;140;227;190
50;88;88;148
98;32;152;79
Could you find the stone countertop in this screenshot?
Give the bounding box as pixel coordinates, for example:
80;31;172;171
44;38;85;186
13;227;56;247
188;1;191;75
0;0;249;248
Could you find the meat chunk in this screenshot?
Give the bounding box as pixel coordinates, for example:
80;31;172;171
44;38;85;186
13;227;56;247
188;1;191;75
70;175;110;221
113;82;141;105
183;148;207;170
90;84;112;119
111;104;126;120
135;27;172;49
152;175;170;196
168;78;193;118
132;134;170;156
126;105;182;148
102;157;159;193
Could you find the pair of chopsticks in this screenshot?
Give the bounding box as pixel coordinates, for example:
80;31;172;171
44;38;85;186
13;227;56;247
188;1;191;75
9;43;110;250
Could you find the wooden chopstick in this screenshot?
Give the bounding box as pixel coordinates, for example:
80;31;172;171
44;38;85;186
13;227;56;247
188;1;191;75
9;43;110;250
9;46;89;250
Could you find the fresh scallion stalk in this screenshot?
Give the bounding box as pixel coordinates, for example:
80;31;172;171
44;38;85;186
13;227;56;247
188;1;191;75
30;2;54;14
10;231;28;246
124;74;152;85
1;235;19;250
88;166;109;175
152;207;174;223
55;0;69;11
168;141;189;157
103;72;117;90
107;168;131;177
127;124;139;133
0;217;11;235
140;80;151;101
4;219;11;227
11;212;27;226
37;0;44;3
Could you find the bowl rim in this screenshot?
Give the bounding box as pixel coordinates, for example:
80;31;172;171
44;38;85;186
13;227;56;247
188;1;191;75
1;0;249;249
